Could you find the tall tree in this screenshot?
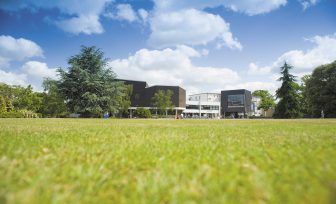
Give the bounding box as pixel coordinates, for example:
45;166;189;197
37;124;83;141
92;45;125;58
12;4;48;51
274;62;301;118
57;46;125;117
305;61;336;117
252;90;276;111
152;90;174;116
299;75;312;116
40;79;68;117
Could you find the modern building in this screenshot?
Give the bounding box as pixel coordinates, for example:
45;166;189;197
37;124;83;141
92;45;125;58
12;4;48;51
251;96;262;117
221;89;252;118
118;79;186;116
183;93;221;118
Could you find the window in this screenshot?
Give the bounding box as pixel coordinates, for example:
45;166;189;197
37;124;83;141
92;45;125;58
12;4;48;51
202;105;210;110
186;105;199;109
228;94;244;107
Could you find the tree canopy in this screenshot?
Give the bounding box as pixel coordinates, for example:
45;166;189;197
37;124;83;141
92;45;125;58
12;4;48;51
152;89;174;116
274;63;301;118
252;90;275;111
57;46;126;117
304;60;336;117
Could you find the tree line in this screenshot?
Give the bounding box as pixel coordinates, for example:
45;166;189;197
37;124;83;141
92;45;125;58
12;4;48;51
0;46;335;118
252;61;336;118
0;46;173;118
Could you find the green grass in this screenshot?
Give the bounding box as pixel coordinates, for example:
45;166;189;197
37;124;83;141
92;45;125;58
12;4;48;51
0;119;336;204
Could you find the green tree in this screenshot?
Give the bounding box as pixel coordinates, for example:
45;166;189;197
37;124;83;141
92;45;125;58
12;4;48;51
11;85;43;112
40;79;68;117
299;75;312;116
134;107;152;118
152;90;174;117
118;84;133;117
5;96;14;112
57;46;125;117
305;61;336;117
274;62;301;118
252;90;276;111
0;96;6;113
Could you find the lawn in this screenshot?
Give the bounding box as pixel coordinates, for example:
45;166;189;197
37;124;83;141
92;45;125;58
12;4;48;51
0;119;335;204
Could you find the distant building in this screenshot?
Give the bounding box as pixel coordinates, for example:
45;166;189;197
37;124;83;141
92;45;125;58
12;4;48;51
118;79;186;117
221;89;252;118
251;96;262;117
183;93;221;118
251;95;274;117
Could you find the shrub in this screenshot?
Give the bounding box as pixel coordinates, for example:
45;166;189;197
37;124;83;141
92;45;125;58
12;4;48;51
134;108;152;118
0;110;40;118
0;111;24;118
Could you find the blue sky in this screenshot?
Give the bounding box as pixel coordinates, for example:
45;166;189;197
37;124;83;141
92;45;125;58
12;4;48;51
0;0;335;94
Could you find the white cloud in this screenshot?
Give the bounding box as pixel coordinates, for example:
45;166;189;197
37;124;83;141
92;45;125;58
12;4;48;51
224;81;279;94
247;63;272;75
21;61;58;79
138;9;149;23
248;33;336;77
153;0;287;16
0;69;27;86
146;0;292;49
0;61;57;91
56;15;103;34
148;9;242;49
222;0;287;15
0;35;43;68
114;4;138;22
0;0;112;35
299;0;318;10
273;34;336;71
109;46;240;94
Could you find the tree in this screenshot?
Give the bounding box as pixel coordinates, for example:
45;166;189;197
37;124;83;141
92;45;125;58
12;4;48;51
40;78;68;117
5;96;14;112
305;61;336;117
118;84;133;117
57;46;125;117
299;75;312;116
0;96;6;113
0;83;42;113
11;85;43;112
274;62;301;118
252;90;276;111
152;89;174;117
134;107;152;118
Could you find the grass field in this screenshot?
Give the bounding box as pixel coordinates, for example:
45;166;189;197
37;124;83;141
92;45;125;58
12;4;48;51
0;119;336;204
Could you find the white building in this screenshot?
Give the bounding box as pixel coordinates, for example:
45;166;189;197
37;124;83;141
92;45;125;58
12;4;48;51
251;96;262;116
183;93;221;119
251;96;274;117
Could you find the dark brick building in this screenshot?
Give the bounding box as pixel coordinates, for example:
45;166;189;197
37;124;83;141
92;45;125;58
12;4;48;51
117;79;186;113
221;89;252;118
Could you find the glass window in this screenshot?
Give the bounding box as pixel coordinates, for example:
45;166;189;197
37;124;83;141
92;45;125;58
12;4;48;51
228;94;244;107
201;105;210;110
186;105;199;109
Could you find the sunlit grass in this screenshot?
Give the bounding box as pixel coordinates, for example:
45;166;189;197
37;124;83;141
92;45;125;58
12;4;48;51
0;119;336;203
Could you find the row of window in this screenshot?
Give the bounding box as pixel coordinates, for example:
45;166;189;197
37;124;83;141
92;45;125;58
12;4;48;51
187;94;246;109
186;105;219;110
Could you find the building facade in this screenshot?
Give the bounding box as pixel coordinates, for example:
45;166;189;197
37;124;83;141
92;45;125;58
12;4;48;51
221;89;252;118
118;79;186;116
251;96;262;117
183;93;221;118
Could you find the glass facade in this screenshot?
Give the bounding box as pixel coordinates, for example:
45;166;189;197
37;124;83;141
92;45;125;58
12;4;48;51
201;105;219;110
228;94;245;107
